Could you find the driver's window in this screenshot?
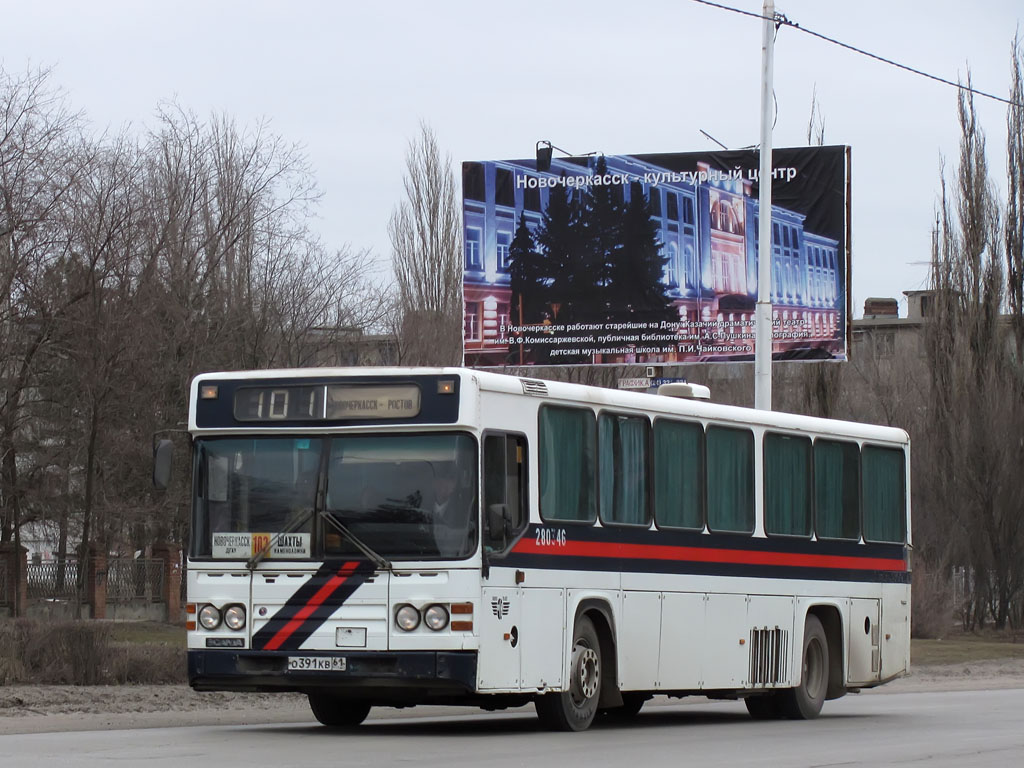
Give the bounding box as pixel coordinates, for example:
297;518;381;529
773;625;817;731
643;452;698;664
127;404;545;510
483;433;527;553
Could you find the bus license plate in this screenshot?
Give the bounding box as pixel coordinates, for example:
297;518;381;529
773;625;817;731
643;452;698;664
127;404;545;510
288;656;346;672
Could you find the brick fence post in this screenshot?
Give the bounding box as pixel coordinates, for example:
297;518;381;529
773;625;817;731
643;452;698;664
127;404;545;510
86;544;107;620
0;543;27;617
152;542;182;623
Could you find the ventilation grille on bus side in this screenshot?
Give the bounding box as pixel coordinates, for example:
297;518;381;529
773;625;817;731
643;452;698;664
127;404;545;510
749;626;789;686
520;379;548;396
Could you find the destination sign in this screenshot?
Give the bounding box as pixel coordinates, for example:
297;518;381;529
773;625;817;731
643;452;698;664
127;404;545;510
326;385;421;419
232;383;422;421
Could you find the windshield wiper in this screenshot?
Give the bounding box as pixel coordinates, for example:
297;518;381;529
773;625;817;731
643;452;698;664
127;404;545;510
245;507;392;574
246;507;315;571
320;512;393;573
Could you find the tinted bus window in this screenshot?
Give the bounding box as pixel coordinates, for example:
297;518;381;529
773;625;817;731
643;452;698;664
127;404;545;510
653;419;703;530
862;445;906;543
814;439;860;540
706;426;754;533
539;406;596;523
599;413;650;526
764;433;812;537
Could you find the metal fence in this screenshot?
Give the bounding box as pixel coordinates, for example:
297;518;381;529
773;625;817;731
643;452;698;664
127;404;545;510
26;560;83;601
106;557;164;603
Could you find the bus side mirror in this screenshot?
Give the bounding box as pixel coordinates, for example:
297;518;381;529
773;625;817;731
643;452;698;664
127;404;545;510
153;439;174;490
486;503;512;550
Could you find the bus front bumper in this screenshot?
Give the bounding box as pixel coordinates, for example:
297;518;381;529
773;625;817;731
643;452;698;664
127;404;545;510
188;649;478;697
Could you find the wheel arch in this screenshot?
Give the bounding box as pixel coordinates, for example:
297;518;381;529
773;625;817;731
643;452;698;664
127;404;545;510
806;603;846;700
572;597;622;708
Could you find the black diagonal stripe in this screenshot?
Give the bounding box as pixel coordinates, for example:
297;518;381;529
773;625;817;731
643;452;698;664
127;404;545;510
252;561;376;651
251;562;338;649
277;566;374;650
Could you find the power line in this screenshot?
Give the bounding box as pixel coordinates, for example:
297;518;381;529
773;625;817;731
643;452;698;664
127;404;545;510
689;0;1023;109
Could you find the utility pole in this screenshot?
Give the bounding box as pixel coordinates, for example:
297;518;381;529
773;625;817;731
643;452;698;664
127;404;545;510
755;0;775;411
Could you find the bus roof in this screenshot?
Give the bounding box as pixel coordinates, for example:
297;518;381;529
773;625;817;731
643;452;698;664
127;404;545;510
189;367;909;445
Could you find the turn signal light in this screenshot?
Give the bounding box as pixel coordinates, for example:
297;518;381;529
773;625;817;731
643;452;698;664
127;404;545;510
450;602;472;631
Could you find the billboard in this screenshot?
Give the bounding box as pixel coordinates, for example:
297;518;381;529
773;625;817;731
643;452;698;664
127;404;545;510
462;146;850;367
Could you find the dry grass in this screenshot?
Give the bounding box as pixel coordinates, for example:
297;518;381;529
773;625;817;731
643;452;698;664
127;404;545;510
912;631;1024;666
107;621;185;646
0;620;186;685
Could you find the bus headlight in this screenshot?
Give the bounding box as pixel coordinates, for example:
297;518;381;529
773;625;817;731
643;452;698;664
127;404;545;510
424;604;450;631
224;604;246;631
198;604;221;630
395;604;420;631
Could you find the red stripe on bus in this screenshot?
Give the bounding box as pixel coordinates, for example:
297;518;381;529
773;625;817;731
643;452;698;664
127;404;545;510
261;561;362;651
511;539;906;572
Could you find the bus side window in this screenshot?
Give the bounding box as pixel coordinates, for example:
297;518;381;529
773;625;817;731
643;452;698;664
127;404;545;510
862;445;907;544
483;434;526;553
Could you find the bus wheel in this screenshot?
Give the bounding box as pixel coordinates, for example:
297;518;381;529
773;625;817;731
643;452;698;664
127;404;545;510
535;615;602;731
782;614;828;720
744;693;783;720
307;694;371;727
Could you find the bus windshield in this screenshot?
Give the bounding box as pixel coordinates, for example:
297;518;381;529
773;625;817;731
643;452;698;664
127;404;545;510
191;433;478;561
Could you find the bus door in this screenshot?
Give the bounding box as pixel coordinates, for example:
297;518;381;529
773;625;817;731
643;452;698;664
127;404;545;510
477;433;563;691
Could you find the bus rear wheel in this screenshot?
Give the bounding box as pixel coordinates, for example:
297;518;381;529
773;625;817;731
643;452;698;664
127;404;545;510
308;694;371;728
536;615;602;731
781;614;828;720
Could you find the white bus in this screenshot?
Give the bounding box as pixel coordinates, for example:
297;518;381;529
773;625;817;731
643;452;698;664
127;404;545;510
161;367;910;731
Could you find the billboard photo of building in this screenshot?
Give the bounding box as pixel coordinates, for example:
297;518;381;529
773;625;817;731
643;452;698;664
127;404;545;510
462;146;850;368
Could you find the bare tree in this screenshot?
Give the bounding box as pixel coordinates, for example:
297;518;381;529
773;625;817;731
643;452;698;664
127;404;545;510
1005;34;1024;360
127;106;386;544
55;132;148;563
0;67;95;613
806;86;826;147
0;68;389;589
388;123;462;366
924;80;1024;629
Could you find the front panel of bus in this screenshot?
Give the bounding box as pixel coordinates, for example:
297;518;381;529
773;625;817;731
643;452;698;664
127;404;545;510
185;372;483;697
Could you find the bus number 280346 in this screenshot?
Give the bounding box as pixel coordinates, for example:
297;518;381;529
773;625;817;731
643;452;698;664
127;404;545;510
535;527;567;547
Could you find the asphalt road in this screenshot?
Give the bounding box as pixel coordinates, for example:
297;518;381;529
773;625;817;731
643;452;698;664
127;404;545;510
3;688;1022;768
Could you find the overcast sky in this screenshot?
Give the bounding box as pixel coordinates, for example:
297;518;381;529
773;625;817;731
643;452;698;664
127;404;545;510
3;0;1021;317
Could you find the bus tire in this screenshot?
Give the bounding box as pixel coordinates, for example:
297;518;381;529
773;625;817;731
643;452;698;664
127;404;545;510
535;615;602;731
307;694;371;727
782;614;828;720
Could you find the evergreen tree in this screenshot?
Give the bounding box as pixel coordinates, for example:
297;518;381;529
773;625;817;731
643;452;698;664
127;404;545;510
579;155;624;320
535;180;584;325
611;182;676;323
508;215;545;325
507;215;552;364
